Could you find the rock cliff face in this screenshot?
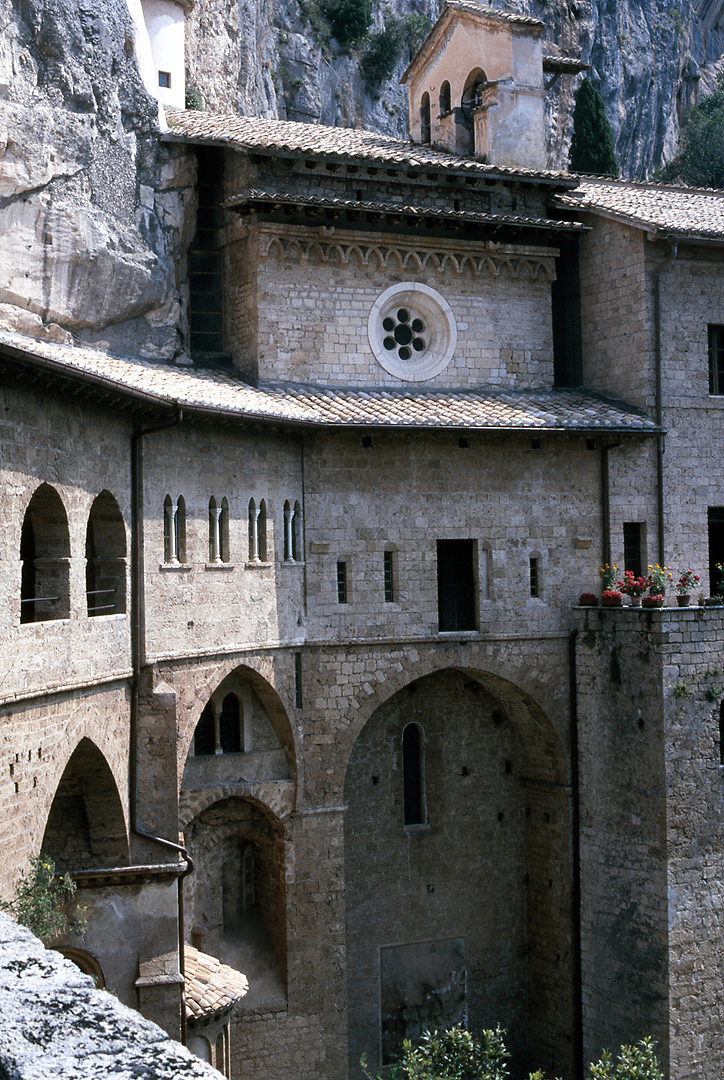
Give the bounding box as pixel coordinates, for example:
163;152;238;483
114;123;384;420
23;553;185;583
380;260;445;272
1;0;723;356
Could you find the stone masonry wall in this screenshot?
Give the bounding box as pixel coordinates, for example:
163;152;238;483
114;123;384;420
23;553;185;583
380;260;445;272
575;606;724;1080
578;218;651;411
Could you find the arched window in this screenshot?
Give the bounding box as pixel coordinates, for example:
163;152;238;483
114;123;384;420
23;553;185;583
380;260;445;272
194;703;215;756
220;497;230;562
258;499;268;561
248;498;257;561
209;496;220;562
402;722;425;825
20;484;71;623
164;495;186;563
439;80;451;115
220;693;242;753
293;500;302;561
86;491;126;616
420;92;431;144
283;500;293;561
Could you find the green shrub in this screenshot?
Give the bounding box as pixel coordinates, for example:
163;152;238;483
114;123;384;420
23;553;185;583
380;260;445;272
185;84;204;111
661;74;724;188
323;0;372;48
362;14;431;90
0;855;83;941
587;1037;664;1080
569;78;618;177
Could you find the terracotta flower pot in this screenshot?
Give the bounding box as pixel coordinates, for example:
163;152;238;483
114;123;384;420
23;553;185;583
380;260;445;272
676;594;691;607
642;596;664;608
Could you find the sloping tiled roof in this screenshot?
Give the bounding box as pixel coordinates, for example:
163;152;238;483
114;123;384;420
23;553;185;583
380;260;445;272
0;330;657;434
556;178;724;239
184;947;248;1021
227;189;585;234
164;108;574;186
441;0;544;27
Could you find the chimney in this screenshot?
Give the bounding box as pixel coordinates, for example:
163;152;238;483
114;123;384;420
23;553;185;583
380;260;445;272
401;0;547;171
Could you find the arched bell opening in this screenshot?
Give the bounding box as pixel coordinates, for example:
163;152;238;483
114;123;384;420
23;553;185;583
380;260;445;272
343;667;571;1080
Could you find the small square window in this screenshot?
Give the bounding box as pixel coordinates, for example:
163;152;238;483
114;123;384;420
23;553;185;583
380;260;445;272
709;325;724;395
158;71;171;88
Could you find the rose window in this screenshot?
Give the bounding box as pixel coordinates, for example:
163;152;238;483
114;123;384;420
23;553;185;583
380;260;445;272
368;283;457;382
382;308;428;362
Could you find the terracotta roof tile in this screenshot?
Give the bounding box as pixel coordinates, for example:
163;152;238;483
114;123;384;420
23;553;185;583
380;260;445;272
228;189;585;233
164;109;574;186
0;330;657;434
556;177;724;239
184;947;248;1020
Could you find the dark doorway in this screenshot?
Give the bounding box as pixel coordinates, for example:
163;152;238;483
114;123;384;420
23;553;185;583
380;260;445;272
437;539;476;631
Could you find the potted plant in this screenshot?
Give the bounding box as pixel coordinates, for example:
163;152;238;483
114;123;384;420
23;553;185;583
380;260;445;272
674;569;700;606
643;593;664;608
598;563;619;592
601;589;623;607
578;592;599;607
617;570;647;606
646;564;671;602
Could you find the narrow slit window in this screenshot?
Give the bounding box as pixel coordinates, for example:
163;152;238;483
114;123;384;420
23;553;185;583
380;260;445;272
337;560;348;604
529;557;539;598
284;501;293;561
420;92;431;144
384;550;394;603
219;693;242;754
295;652;303;709
209;497;220;563
258;500;268;561
402;723;425;826
248;498;257;561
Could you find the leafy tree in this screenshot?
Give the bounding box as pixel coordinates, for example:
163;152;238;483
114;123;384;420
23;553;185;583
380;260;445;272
0;855;82;941
587;1037;664;1080
660;75;724;188
361;14;431;91
569;78;619;177
323;0;372;48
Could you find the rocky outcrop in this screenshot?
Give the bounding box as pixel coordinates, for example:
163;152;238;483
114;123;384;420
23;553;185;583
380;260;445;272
0;0;192;359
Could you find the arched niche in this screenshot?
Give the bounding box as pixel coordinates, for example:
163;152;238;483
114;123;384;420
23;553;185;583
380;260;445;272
85;490;127;616
343;667;570;1080
20;483;71;623
183;796;287;1011
41;738;129;873
181;667;296;791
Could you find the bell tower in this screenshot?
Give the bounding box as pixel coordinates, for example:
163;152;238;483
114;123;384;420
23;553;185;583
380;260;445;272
401;0;547;171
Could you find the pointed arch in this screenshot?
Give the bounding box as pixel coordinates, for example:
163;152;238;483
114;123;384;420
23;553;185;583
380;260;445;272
41;738;128;873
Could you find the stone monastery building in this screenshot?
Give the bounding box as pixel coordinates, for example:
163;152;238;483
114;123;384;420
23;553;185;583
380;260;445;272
4;1;724;1078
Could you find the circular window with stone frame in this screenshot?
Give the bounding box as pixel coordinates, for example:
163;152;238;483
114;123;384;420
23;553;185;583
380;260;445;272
368;282;457;382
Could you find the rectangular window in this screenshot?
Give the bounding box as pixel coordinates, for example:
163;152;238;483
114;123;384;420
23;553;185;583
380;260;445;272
437;539;477;631
337;560;348;604
384;550;394;603
529;557;539;598
710;325;724;395
158;71;171;88
552;238;583;388
708;507;724;595
623;522;644;578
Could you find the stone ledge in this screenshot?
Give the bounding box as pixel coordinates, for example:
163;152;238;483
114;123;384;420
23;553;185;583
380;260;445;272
0;913;221;1079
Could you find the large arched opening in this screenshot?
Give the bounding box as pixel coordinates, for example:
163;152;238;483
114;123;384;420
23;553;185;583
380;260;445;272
182;797;287;1012
344;667;572;1080
19;483;71;623
85;490;127;616
40;738;129;872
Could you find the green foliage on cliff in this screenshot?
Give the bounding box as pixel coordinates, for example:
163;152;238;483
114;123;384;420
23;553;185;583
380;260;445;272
569;78;619;177
361;13;430;90
323;0;373;48
660;75;724;188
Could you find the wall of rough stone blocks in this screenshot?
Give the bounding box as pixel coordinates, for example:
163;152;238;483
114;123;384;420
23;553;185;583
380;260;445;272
574;606;724;1080
578;218;651;411
231;223;557;389
658;248;724;587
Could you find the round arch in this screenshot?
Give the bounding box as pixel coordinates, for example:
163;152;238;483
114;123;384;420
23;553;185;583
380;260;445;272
40;737;129;873
20;482;71;622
